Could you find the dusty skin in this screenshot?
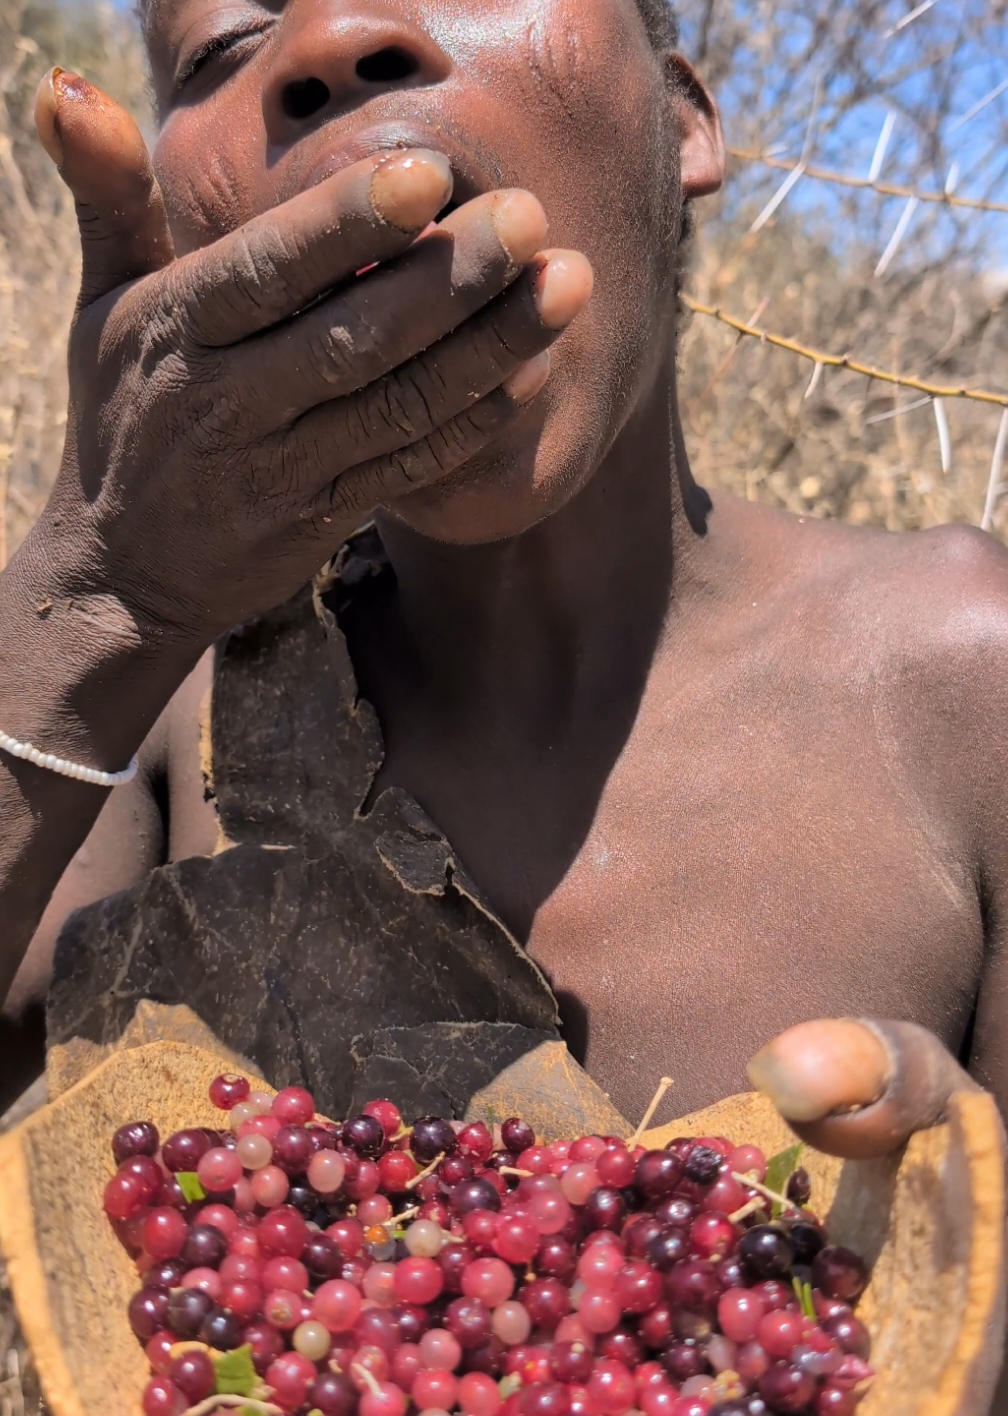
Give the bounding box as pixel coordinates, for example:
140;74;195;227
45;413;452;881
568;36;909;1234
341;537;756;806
1;0;1007;1387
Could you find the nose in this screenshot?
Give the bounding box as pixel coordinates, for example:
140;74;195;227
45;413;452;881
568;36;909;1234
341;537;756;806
262;4;453;146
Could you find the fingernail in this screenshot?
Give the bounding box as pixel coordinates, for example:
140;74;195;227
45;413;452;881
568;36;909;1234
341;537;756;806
504;350;551;404
534;250;595;330
488;189;548;266
747;1019;892;1123
34;68;65;167
371;150;453;232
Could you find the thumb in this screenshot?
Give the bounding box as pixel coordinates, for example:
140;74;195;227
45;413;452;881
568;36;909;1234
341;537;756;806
747;1017;982;1159
35;67;174;306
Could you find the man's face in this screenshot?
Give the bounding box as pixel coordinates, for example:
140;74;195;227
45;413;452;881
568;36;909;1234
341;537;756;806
147;0;687;542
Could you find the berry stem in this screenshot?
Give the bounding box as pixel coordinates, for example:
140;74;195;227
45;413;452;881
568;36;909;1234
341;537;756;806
727;1196;767;1224
730;1171;792;1208
627;1076;674;1149
404;1152;446;1190
498;1167;534;1178
180;1397;282;1416
352;1365;382;1398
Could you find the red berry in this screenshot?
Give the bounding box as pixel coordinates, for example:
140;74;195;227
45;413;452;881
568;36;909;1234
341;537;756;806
363;1098;402;1138
596;1147;635;1188
457;1122;494;1164
758;1308;805;1360
393;1256;444;1305
104;1171;150;1221
145;1329;175;1375
142;1208;189;1261
141;1377;186;1416
378;1150;418;1192
493;1215;539;1265
613;1260;662;1314
588;1359;636;1416
258;1204;309;1257
266;1352;318;1411
208;1073;251;1110
271;1086;316;1126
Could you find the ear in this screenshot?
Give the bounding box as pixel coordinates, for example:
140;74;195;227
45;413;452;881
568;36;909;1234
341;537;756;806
665;53;725;199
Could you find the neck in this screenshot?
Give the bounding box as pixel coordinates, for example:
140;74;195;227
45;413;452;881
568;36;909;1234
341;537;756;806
356;369;710;936
375;370;705;727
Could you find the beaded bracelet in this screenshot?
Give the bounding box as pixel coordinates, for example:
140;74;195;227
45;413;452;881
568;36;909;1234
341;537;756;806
0;729;138;787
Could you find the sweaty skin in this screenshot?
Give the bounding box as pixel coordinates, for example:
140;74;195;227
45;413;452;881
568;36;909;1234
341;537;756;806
1;0;1006;1274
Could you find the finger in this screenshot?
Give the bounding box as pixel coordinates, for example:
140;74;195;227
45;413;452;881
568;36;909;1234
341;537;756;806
297;357;550;535
314;248;591;468
279;249;591;482
748;1018;980;1158
175;150;454;346
223;188;550;424
34;68;173;305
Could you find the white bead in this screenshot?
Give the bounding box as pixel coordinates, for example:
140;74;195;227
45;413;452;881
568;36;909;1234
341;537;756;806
0;729;137;787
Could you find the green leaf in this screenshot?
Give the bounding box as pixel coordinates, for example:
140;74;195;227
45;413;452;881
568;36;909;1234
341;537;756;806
215;1344;258;1397
176;1171;207;1203
764;1142;803;1217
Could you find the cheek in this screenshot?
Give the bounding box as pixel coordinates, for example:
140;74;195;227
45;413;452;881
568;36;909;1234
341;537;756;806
153;91;263;252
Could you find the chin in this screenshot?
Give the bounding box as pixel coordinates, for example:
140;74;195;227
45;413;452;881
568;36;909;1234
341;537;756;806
381;362;617;545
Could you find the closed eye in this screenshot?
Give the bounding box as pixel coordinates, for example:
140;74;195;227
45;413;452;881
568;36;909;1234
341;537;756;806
176;25;270;92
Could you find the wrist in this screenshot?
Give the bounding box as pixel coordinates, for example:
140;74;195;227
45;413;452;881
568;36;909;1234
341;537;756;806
0;516;202;772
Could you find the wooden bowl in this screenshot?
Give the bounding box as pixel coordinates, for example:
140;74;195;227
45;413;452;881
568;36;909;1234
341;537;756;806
0;1040;1003;1416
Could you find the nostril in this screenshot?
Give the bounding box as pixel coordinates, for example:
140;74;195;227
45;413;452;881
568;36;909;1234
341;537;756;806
281;76;331;120
355;47;419;83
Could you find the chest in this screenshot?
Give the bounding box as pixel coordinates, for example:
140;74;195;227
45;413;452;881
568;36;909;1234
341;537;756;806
520;671;983;1122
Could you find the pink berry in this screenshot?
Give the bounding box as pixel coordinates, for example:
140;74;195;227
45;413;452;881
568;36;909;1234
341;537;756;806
360;1380;406;1416
196;1147;242;1194
362;1262;398;1307
579;1289;622;1334
559;1163;601;1206
271;1086;316;1126
393;1256;444;1305
613;1261;662;1314
727;1144;766;1180
493;1216;540;1265
419;1327;463;1371
459;1370;503;1416
313;1280;364;1332
263;1255;310;1293
413;1368;458;1410
463;1258;515;1307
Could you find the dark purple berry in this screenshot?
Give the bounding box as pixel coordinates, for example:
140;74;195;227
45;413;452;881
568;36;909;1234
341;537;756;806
167;1287;214;1339
303;1232;342;1280
785;1167;811;1205
143;1259;187;1290
663;1259;721;1314
647;1225;689;1271
653;1195;695;1227
392;1303;430;1344
450;1177;502;1215
501;1117;536;1154
112;1121;159;1165
161;1129;214;1174
758;1360;815;1412
785;1221;824;1266
273;1125;316;1175
738;1225;794;1280
309;1371;358;1416
128;1288;169;1340
634;1151;683;1201
411;1116;458;1163
200;1307;245;1350
683;1144;722;1185
287;1184;318;1215
342;1113;386;1158
181;1224;228;1269
812;1245;869;1302
821;1312;871;1359
584;1186;626;1232
660;1340;705;1382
